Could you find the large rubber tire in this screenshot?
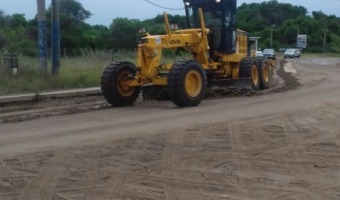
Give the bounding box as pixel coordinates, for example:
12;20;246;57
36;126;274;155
239;57;260;91
168;59;207;107
256;58;271;89
101;61;140;106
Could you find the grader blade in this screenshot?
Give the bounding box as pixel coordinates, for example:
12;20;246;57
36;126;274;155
209;78;253;89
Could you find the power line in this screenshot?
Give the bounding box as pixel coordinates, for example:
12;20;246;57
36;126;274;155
144;0;184;10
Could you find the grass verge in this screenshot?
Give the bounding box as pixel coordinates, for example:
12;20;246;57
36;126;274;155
0;51;135;95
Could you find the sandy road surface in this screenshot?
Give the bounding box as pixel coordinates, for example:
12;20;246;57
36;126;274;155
0;58;340;200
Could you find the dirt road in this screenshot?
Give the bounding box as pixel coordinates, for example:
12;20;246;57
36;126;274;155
0;58;340;200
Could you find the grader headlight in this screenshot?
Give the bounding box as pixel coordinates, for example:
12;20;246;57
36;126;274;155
138;27;146;33
170;24;178;30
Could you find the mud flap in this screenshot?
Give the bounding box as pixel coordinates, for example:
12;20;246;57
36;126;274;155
208;78;253;89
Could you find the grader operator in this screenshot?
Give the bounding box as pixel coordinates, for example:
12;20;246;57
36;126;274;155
101;0;274;107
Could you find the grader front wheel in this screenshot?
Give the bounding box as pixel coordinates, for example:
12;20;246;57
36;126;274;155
101;61;140;106
168;60;207;107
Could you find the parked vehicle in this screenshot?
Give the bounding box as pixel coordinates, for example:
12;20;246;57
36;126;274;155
262;48;276;60
279;48;286;52
284;48;301;58
255;50;264;58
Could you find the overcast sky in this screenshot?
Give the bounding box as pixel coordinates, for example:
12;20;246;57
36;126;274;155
1;0;340;26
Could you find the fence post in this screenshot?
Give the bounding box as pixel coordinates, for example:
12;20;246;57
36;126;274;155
3;55;18;75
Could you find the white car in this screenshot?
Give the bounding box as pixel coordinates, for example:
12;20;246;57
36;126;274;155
284;49;301;58
255;50;264;57
262;48;276;60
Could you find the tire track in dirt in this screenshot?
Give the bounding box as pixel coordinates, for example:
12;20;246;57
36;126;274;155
0;151;60;200
104;138;150;200
1;102;340;199
0;139;163;200
184;124;228;200
278;111;323;199
120;138;167;200
17;156;63;200
162;124;237;200
162;126;209;200
227;104;340;200
299;104;340;198
196;123;238;199
8;138;162;199
228;120;260;199
252;103;340;200
56;138;163;200
0;160;26;196
52;146;117;199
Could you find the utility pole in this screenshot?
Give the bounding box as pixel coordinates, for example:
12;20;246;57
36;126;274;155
36;0;47;74
323;27;328;52
52;0;60;75
270;24;274;48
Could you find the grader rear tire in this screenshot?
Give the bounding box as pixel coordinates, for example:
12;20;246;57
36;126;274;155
256;58;271;89
168;59;207;107
240;57;260;90
101;61;140;106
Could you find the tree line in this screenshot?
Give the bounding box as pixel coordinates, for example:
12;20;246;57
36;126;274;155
237;0;340;52
0;0;339;57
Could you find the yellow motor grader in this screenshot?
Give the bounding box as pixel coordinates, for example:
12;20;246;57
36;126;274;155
101;0;274;107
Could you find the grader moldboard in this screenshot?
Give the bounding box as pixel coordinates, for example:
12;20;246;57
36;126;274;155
101;0;274;107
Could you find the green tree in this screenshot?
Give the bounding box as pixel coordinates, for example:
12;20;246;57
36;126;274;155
92;25;112;49
0;11;7;28
58;0;92;23
46;0;94;53
0;12;35;55
0;11;8;49
237;1;340;52
109;18;140;50
2;26;35;55
8;14;27;28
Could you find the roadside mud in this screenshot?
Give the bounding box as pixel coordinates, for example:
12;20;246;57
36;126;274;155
0;59;299;124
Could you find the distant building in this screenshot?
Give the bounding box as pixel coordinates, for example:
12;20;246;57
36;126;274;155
249;37;261;51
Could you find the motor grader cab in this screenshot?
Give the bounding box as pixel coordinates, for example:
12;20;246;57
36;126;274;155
184;0;237;57
101;0;274;107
